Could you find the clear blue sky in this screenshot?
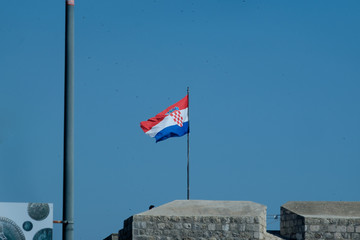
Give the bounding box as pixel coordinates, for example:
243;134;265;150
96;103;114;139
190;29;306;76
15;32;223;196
1;1;360;239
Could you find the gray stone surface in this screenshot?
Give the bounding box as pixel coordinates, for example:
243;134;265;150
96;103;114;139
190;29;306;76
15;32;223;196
282;201;360;218
281;201;360;240
118;200;269;240
114;200;360;240
138;200;266;217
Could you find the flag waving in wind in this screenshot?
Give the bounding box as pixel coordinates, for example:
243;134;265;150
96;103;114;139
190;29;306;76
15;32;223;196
140;95;189;142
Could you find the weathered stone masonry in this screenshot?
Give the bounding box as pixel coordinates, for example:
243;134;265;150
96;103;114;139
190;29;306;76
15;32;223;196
280;201;360;240
304;217;360;239
112;201;360;240
118;200;281;240
280;207;305;239
120;215;266;240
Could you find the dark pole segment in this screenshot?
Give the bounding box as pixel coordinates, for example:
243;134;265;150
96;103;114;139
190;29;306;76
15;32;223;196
63;1;74;240
187;87;190;200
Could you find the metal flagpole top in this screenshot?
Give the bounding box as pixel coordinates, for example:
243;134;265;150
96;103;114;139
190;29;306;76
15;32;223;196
66;0;74;5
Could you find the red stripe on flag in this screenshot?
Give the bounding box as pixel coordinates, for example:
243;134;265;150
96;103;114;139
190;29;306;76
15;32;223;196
140;95;188;133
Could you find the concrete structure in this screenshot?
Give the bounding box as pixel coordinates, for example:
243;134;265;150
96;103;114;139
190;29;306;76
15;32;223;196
106;201;360;240
280;201;360;240
117;200;283;240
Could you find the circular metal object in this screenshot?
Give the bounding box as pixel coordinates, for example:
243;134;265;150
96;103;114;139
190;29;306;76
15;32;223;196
27;203;50;221
22;221;33;232
33;228;52;240
0;216;25;240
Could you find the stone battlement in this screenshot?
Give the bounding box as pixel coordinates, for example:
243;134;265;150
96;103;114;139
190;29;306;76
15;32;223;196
118;200;283;240
106;200;360;240
281;201;360;240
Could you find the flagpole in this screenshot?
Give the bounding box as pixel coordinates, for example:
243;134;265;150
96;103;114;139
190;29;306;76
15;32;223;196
187;87;190;200
63;0;75;240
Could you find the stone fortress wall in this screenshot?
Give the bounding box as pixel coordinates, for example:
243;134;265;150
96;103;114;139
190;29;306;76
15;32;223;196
280;201;360;240
105;200;360;240
119;200;270;240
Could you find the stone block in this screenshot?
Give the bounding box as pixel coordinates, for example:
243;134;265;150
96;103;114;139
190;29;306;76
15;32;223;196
296;232;303;240
309;225;320;232
346;225;354;232
334;232;342;239
182;223;191;229
208;224;216;231
238;224;246;231
324;232;333;239
157;223;165;229
222;224;229;231
352;233;360;239
328;225;337;232
336;225;346;233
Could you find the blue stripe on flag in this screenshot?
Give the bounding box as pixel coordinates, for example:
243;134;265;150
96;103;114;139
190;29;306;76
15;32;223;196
154;122;189;142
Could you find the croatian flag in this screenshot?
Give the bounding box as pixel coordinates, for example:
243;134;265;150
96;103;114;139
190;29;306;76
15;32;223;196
140;95;189;142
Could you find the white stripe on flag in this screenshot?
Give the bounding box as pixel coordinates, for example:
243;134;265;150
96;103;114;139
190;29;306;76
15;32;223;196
146;108;188;138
